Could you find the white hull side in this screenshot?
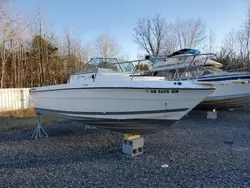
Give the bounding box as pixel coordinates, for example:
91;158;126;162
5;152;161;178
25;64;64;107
197;81;250;109
30;84;213;134
31;88;211;120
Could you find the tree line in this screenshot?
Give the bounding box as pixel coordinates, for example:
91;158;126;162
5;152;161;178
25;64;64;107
133;10;250;71
0;2;249;88
216;9;250;71
0;2;121;88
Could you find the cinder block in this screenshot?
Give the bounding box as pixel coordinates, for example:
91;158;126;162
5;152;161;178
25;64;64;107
122;137;144;157
207;111;217;119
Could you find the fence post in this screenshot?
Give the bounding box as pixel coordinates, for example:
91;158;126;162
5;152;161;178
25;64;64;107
20;89;24;109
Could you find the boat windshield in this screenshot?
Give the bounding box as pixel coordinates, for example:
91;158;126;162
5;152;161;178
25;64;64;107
115;60;152;73
81;57;123;73
116;61;135;73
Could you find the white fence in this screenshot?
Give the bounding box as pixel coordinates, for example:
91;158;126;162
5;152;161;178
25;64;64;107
0;88;32;112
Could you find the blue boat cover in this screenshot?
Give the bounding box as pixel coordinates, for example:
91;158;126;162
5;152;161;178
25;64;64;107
169;49;201;57
145;48;201;62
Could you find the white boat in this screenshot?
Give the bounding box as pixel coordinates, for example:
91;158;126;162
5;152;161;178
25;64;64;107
196;79;250;109
194;67;250;82
148;49;216;73
145;52;250;110
29;58;214;134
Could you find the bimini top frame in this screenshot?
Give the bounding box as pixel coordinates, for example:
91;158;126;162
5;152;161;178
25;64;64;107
70;53;217;82
145;53;217;80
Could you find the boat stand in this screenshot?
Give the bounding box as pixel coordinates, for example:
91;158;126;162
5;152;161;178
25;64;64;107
32;114;48;139
122;134;145;157
207;109;217;119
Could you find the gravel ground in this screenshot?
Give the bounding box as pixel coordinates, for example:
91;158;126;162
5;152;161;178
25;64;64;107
0;108;250;188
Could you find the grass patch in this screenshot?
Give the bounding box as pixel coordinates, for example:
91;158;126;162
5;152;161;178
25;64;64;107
0;108;36;118
0;108;64;132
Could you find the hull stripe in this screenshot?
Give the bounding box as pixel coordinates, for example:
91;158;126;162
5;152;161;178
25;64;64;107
35;107;189;116
197;94;250;109
206;93;250;99
35;109;178;134
30;87;214;93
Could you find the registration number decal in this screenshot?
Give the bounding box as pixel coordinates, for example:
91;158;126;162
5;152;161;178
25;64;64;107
146;89;179;94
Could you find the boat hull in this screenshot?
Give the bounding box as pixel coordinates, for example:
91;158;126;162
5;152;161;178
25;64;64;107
196;80;250;110
30;83;213;134
35;108;176;134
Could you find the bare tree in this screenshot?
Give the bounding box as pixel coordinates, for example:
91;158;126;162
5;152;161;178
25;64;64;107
172;18;207;49
236;30;246;59
65;29;72;75
208;28;215;53
220;28;247;70
81;42;93;62
223;29;237;53
0;4;27;88
61;29;92;72
219;8;250;70
133;14;169;56
118;53;130;61
243;8;250;64
95;34;120;58
162;32;177;55
0;1;95;88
